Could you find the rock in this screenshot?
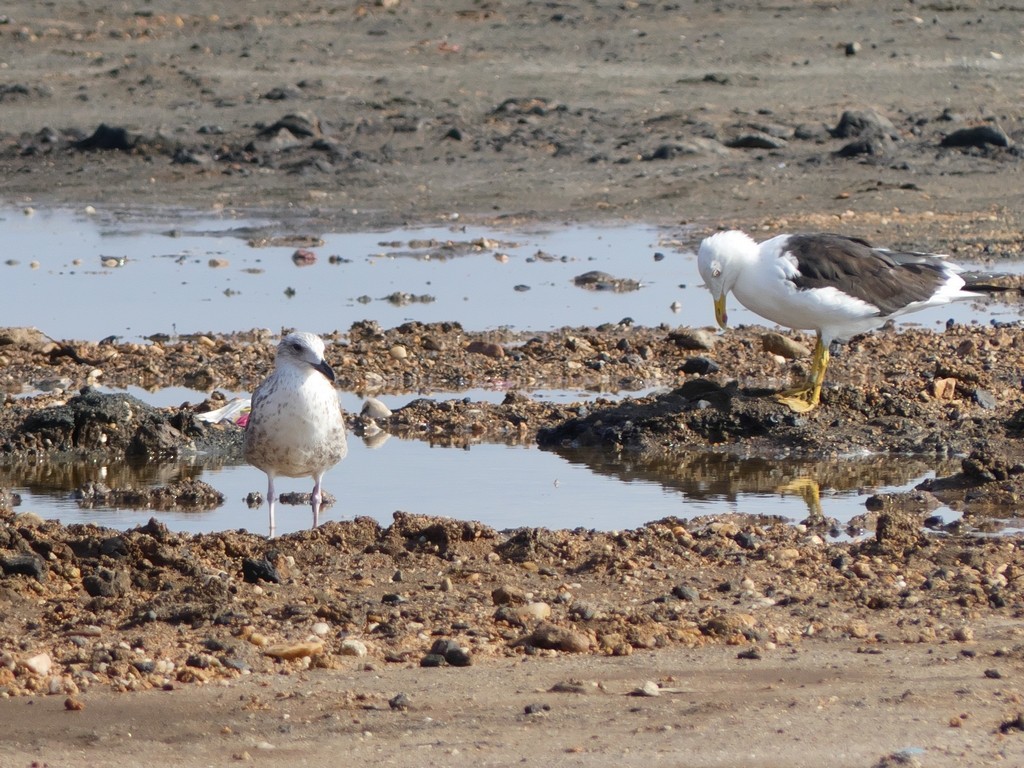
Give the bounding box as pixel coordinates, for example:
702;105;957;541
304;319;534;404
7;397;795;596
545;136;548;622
340;638;367;657
680;356;719;375
22;652;52;676
572;271;641;292
242;558;280;584
82;567;131;597
630;680;661;697
466;340;505;358
389;693;411;711
0;554;46;581
361;398;392;419
310;622;331;637
700;612;756;638
941;124;1011;149
761;332;810;360
667;328;716;350
671;584;700;602
832;109;899;140
875;509;922;553
516;602;552;622
519;622;590;653
75;123;134;151
64;696;85;711
725;132;788;150
263;640;324;660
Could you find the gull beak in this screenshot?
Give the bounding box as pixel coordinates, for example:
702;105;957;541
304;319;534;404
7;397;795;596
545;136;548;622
713;294;728;328
315;359;337;382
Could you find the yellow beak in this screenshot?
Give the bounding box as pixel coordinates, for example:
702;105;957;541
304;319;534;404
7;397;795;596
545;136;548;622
713;294;728;328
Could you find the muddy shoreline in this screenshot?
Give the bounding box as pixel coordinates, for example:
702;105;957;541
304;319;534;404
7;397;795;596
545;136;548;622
5;1;1024;765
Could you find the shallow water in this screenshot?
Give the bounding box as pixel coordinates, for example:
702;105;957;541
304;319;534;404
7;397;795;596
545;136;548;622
4;206;1019;341
0;207;1016;535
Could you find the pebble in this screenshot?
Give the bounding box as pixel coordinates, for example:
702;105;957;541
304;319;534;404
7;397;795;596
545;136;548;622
361;398;392;419
23;652;52;676
389;692;411;711
264;641;324;660
389;344;408;360
761;332;810;360
667;328;716;350
522;623;590;653
310;622;331;637
340;638;368;657
631;681;661;697
516;602;552;622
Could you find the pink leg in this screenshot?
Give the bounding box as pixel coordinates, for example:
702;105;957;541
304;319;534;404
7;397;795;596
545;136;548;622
266;474;277;538
311;474;323;529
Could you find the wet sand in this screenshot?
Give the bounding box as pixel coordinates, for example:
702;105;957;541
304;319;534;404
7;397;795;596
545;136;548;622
4;2;1024;765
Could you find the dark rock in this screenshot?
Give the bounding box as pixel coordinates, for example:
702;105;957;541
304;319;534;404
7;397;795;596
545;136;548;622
832;109;899;140
75;123;134;151
82;566;131;597
681;356;719;375
724;132;787;149
241;557;280;584
671;584;700;602
389;692;411;710
0;553;46;581
941;125;1011;149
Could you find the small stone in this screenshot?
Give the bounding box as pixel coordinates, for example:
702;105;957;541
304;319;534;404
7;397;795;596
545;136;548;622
848;620;871;639
389;345;408;360
264;641;324;660
932;377;957;401
521;622;590;653
516;602;552;622
953;626;974;642
241;558;280;584
389;692;411;711
64;696;85;711
361;398;392;419
671;584;700;602
668;328;716;350
340;639;367;658
492;584;527;605
311;622;331;638
466;340;505;358
761;332;810;360
23;652;52;676
631;681;661;697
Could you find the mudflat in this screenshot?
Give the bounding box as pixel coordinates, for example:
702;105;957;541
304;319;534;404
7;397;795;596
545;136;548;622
3;2;1024;766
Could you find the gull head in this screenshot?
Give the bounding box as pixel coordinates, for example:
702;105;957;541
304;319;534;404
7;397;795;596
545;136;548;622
697;230;758;329
276;331;336;382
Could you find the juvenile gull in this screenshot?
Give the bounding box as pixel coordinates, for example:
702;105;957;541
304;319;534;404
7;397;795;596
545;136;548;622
697;230;992;412
244;331;348;535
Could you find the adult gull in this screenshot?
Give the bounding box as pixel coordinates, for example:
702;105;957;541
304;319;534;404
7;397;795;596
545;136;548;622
697;230;993;412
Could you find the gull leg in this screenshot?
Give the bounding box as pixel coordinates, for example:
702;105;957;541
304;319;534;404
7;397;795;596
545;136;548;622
775;335;830;413
310;473;323;529
266;474;277;538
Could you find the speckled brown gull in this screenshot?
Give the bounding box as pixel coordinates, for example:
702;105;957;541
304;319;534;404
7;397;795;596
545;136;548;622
244;331;348;536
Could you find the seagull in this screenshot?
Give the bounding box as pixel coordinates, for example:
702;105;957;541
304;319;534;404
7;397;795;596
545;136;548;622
244;331;348;535
697;230;992;412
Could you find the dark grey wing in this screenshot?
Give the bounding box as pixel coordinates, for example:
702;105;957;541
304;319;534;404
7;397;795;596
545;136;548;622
785;233;952;316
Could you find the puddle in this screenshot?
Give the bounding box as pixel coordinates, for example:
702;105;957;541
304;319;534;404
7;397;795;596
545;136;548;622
0;207;1017;537
3;207;1021;342
0;429;955;538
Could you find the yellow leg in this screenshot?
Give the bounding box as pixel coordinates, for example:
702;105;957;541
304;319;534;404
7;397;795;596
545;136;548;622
775;335;829;413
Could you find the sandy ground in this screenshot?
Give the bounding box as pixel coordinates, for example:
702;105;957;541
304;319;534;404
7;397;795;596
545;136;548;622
5;1;1024;766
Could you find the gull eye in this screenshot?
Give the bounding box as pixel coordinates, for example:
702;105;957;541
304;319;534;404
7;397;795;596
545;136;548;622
290;342;303;353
